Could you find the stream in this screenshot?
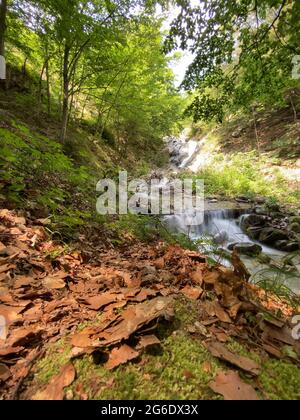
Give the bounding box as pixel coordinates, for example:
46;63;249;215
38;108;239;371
162;134;300;295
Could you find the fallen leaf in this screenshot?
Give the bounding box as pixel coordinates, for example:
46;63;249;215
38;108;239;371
81;292;119;311
181;285;203;300
32;363;76;400
43;276;66;290
204;301;232;324
190;267;203;285
136;334;160;350
105;344;139;370
206;341;261;376
0;363;11;381
209;370;259;400
8;327;42;348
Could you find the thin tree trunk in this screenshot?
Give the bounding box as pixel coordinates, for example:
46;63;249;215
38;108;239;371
252;106;260;154
60;43;70;143
290;95;297;122
0;0;7;57
0;0;7;89
38;61;46;113
45;59;51;115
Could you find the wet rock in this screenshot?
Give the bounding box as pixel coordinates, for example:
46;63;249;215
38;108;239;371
283;242;300;252
240;214;267;231
246;227;263;240
228;243;262;256
259;228;289;245
290;223;300;234
213;231;229;245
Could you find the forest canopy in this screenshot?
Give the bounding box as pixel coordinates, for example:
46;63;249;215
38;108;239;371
0;0;182;142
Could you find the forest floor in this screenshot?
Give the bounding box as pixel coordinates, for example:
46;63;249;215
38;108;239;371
1;208;300;400
1;95;300;400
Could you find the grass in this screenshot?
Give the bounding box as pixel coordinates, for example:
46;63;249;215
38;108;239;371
27;298;300;400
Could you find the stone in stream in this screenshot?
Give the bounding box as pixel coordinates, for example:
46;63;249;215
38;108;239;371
275;240;300;252
258;227;289;245
240;214;268;231
227;243;262;256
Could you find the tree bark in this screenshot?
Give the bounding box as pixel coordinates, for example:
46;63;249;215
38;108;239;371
45;59;51;115
0;0;7;57
60;43;70;143
290;95;297;122
252;106;261;155
0;0;7;89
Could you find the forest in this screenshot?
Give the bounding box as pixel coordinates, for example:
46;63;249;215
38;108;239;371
0;0;300;401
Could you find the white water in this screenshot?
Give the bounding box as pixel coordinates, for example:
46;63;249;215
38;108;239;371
163;134;300;293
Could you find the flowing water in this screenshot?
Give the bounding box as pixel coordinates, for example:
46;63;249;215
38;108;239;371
163;134;300;294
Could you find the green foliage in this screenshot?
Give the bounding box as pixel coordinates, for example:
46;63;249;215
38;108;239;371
181;151;295;203
167;1;300;122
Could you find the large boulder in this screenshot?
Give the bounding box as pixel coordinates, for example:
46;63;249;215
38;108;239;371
275;241;300;252
228;242;262;256
240;214;267;231
259;228;289;245
246;227;264;240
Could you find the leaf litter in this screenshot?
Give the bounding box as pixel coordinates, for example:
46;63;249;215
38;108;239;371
0;209;299;400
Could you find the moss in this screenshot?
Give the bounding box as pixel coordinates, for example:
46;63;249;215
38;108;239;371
26;300;300;400
33;340;72;385
260;360;300;400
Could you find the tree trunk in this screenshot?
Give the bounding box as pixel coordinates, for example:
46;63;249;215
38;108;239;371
0;0;7;57
252;106;260;155
290;95;297;122
0;0;7;89
60;43;70;143
45;59;51;115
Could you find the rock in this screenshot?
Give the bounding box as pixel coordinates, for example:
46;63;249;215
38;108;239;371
257;254;272;264
290;223;300;233
228;243;262;256
275;240;289;250
213;231;229;244
253;206;268;215
276;240;299;252
246;227;263;240
240;214;267;231
289;216;300;224
255;196;266;205
235;196;250;203
283;242;300;252
231;127;245;138
259;228;289;245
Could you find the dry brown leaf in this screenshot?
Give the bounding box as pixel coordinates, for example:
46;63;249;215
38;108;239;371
105;344;139;370
190;267;203;285
0;304;23;326
204;301;232;324
203;270;220;286
206;341;261;376
43;276;66;290
209;370;259;400
32;363;76;400
0;363;11;381
181;285;203;300
81;292;119;310
8;327;42;348
136;334;161;350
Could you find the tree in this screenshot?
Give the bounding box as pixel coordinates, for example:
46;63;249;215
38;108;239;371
166;0;300;122
0;0;8;87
